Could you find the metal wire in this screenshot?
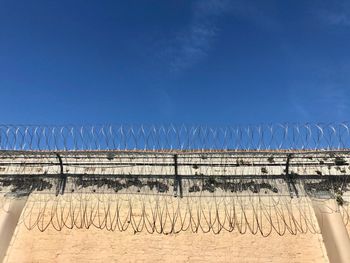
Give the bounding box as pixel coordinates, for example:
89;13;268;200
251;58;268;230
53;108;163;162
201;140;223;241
1;122;350;236
19;193;320;236
1;123;350;151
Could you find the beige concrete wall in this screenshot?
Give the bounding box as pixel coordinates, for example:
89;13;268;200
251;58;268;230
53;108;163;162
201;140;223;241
3;150;350;262
5;226;328;263
3;194;329;263
313;200;350;263
0;197;27;262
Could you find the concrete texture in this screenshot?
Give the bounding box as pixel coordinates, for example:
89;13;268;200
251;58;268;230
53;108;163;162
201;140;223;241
0;197;27;262
2;150;350;262
313;199;350;263
4;195;328;263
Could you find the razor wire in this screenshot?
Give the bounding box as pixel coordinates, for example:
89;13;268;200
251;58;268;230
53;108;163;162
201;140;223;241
19;192;320;236
1;123;350;151
2;176;349;236
1;123;350;236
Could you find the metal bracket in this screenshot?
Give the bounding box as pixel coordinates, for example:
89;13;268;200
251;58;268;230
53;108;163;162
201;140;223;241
285;153;299;198
55;153;67;196
173;154;183;198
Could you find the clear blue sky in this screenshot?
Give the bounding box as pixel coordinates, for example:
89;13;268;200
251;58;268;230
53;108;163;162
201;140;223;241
0;0;349;125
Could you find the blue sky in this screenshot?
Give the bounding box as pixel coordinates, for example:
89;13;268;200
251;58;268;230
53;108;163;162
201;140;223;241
0;0;349;125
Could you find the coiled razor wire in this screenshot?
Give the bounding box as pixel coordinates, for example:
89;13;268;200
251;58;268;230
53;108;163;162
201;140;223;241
1;122;350;236
3;186;350;236
18;193;320;236
1;123;350;151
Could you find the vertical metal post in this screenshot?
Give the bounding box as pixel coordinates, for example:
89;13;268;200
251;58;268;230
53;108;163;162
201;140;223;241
55;153;66;196
173;154;183;198
285;153;298;198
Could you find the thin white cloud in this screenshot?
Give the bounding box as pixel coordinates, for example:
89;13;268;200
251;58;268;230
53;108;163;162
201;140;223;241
318;85;349;120
327;13;350;26
317;0;350;27
289;74;350;121
289;93;311;120
163;0;279;73
168;0;231;72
